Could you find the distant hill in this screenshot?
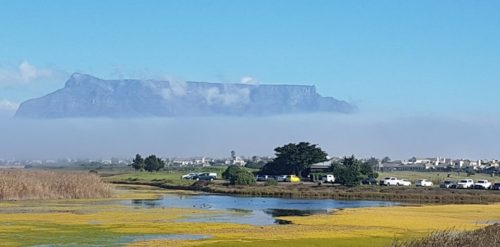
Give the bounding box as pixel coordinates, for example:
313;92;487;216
15;73;356;118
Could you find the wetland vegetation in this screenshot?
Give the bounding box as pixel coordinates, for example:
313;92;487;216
0;169;112;200
1;184;500;246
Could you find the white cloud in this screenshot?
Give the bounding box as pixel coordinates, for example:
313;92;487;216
0;61;62;86
0;99;19;111
240;76;258;85
206;87;251;105
160;77;188;100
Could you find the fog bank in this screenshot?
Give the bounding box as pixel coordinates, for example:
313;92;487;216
1;113;499;160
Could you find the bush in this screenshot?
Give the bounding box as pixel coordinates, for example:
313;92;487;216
230;170;256;185
222;165;242;180
265;178;278;186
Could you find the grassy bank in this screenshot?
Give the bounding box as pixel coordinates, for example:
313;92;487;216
0;169;113;200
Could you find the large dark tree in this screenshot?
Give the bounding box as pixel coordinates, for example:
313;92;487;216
131;154;145;171
332;155;378;187
260;142;328;177
332;156;362;187
144;155;165;172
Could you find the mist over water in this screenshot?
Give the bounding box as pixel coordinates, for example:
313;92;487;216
1;113;499;160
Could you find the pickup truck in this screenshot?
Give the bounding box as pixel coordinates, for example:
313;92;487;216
456;179;474;189
382;177;411;186
474;180;492;189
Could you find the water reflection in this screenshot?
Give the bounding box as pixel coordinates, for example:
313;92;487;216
126;193;397;226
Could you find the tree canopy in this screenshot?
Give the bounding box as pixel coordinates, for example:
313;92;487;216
260;142;328;176
144;155;165;172
332;155;378;187
131;154;144;171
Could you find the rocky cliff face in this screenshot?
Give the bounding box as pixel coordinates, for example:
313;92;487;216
15;73;356;118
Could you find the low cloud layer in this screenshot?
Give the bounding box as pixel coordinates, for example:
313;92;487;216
0;114;499;160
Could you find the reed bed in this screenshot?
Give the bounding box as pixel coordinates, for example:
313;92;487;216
0;169;113;200
393;224;500;247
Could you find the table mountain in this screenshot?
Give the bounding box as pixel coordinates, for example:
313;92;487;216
15;73;356;118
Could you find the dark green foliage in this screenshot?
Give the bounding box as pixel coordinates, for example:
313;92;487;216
332;155;377;187
260;142;328;177
144;155;165;172
230;170;256;185
131;154;145;171
222;165;243;180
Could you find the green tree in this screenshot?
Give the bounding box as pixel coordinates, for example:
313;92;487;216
131;154;144;171
222;165;243;180
230;170;256;185
332;156;362;187
144;155;165;172
260;142;328;177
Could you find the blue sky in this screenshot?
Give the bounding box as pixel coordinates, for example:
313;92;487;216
1;0;499;115
1;1;500;159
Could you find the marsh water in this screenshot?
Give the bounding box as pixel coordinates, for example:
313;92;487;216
126;192;398;225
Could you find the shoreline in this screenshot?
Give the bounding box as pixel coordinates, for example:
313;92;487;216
109;180;500;204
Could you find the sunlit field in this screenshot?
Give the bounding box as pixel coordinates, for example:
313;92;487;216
1;185;500;247
0;169;112;200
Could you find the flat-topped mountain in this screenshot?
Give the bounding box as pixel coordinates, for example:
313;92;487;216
15;73;356;118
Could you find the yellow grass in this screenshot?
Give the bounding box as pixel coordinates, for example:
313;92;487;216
0;169;113;200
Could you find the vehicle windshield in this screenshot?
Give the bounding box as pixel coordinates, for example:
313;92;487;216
459;180;468;183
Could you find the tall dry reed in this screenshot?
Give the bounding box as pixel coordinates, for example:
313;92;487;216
0;169;113;200
392;224;500;247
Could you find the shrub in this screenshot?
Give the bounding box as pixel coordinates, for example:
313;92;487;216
230;170;256;185
265;178;278;186
222;165;243;180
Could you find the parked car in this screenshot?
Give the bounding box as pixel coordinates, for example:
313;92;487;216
194;172;217;181
440;180;455;188
361;177;378;185
399;179;412;186
285;175;301;183
321;174;335;183
382;177;410;186
382;177;400;186
256;175;270;181
181;173;200;180
275;175;287;182
492;183;500;190
456;179;474;189
416;179;433;187
474;180;492;189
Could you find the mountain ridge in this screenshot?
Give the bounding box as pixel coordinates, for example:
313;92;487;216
15;73;356;118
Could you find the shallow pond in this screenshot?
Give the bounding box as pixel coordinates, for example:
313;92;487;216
126;193;398;225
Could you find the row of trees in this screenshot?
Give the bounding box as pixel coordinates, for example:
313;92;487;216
259;142;378;187
131;154;165;172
